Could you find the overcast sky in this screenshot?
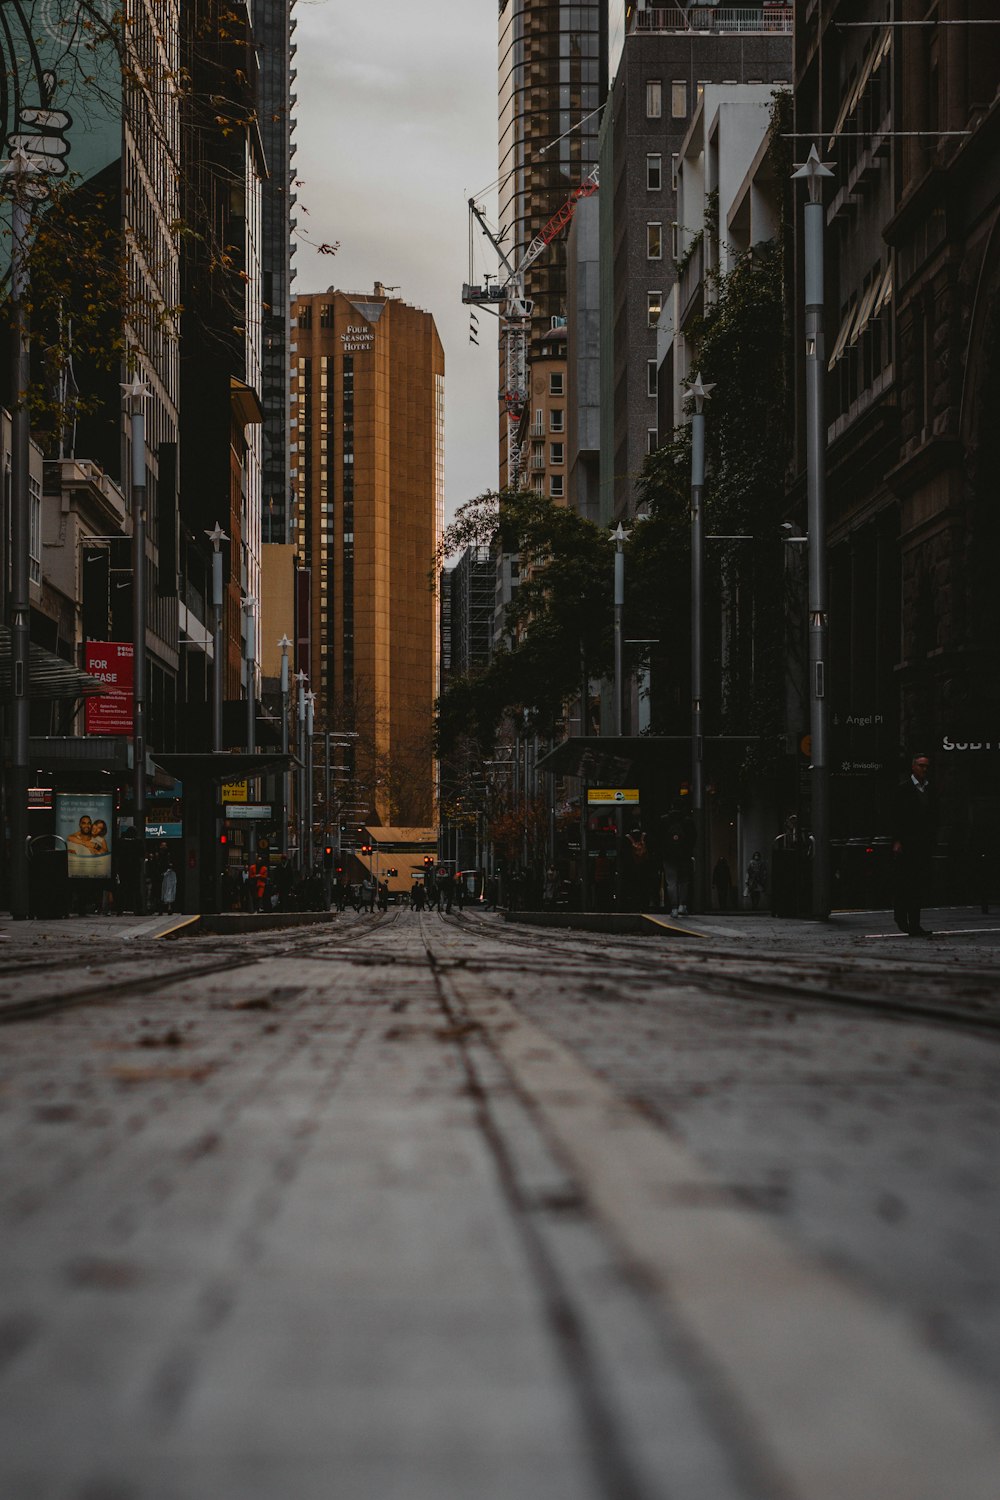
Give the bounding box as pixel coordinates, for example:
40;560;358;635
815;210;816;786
294;0;501;524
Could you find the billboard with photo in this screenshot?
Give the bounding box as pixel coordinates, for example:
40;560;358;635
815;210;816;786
55;792;114;879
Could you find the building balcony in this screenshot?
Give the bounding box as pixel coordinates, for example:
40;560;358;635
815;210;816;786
634;6;792;35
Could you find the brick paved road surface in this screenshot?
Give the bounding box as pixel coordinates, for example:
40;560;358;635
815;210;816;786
1;908;999;1500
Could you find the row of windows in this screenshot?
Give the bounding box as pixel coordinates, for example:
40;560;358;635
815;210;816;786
646;80;689;121
532;474;565;499
645;78;784;125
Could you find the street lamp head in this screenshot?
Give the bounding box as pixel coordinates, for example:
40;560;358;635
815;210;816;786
611;520;630;548
792;144;835;204
689;373;715;413
121;375;152;407
278;634;292;652
205;522;229;549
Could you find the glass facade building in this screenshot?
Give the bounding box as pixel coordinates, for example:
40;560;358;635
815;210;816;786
498;0;607;355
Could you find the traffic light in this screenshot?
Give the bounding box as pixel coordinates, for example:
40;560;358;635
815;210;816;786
423;855;433;868
323;846;334;870
387;867;398;878
219;831;228;847
361;843;373;856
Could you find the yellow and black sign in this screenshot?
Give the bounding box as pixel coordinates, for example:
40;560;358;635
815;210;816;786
587;788;639;804
221;780;248;804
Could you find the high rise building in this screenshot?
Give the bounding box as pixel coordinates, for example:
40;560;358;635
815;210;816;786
497;0;607;486
259;0;297;546
291;286;444;826
600;5;792;521
180;0;265;723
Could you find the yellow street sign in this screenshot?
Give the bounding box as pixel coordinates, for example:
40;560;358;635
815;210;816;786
222;779;248;803
587;788;639;804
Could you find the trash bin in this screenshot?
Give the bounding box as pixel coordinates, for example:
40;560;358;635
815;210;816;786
28;837;70;918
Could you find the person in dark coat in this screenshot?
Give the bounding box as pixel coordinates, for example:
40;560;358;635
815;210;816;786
891;752;937;937
712;855;733;910
661;795;696;916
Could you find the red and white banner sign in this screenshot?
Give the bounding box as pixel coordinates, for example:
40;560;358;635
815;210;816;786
85;642;134;736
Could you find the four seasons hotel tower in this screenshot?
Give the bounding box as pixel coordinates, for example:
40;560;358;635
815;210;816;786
291;286;445;826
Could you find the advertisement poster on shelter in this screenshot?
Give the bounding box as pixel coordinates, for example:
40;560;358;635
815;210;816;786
55;793;113;879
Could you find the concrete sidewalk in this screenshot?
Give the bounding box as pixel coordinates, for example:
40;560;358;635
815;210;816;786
503;903;1000;954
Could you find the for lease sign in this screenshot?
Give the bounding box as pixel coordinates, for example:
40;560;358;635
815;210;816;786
85;642;134;736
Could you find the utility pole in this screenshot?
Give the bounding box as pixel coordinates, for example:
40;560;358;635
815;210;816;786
124;376;151;915
3;148;42;919
689;374;714;913
793;145;835;919
278;635;291;856
295;670;307;865
206;523;228;753
305;691;315;869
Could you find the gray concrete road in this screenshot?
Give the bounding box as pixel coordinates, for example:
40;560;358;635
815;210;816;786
1;908;999;1500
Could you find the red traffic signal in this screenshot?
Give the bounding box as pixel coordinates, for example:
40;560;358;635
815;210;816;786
219;832;228;846
423;855;433;867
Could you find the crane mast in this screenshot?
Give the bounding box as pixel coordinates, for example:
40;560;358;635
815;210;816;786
463;166;599;487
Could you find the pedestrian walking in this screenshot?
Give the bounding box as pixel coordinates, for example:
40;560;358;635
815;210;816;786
891;752;937;937
745;851;767;911
661;795;695;916
542;864;560;911
712;855;733;910
160;862;177;915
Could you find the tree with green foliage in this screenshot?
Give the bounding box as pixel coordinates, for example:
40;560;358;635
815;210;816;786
435;489;615;756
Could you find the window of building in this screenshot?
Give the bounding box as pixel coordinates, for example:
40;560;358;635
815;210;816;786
647;291;662;328
319;304;334;328
647;222;663;260
549;372;564;396
647;360;658;398
550;408;564;433
671;154;679;190
532;474;545;493
646;154;662;191
549;442;564;466
671;81;688;118
297;306;312;330
646;80;662;119
550;475;564;498
647;428;659;455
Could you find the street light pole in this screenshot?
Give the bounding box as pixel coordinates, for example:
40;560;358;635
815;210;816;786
243;597;256;754
278;635;291;856
124;376;151;915
690;374;714;913
5;156;35;919
793;145;835;920
612;521;630;738
205;523;228;753
295;670;307;865
305;690;316;869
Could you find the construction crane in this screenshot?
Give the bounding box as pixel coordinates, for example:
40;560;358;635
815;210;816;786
463;166;599;486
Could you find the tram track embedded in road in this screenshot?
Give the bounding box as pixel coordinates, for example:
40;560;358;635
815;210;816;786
452;909;1000;1040
0;909;400;1025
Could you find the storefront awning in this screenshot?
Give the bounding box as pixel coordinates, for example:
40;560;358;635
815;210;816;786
0;628;105;701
